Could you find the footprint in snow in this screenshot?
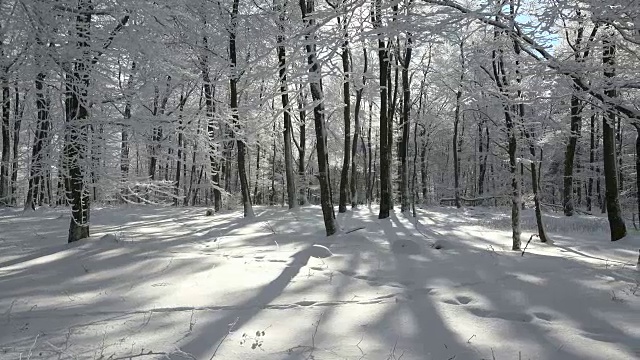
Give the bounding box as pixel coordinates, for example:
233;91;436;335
467;307;533;322
295;300;316;306
581;331;619;343
443;295;473;305
532;311;554;322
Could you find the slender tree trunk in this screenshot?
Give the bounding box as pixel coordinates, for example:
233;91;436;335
452;41;464;209
200;32;222;211
120;62;135;200
493;34;520;250
276;2;296;209
26;70;50;210
174;90;185;206
478;122;487;196
411;120;418;216
298;90;307;205
337;21;351;214
587;112;596;211
186;118;202;206
351;49;367;209
270;122;276;205
366;101;373;204
373;0;391;218
634;124;640;222
300;0;337;235
563;93;581;216
64;1;101;242
617;117;623;191
602;32;626;241
400;38;412;212
10;85;21;205
229;0;253;217
0;74;9;205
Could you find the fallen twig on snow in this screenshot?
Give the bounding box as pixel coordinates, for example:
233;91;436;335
521;234;539;257
108;350;168;359
345;226;365;234
209;317;239;359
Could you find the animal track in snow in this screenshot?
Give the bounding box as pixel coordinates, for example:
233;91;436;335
443;295;473;305
467;307;533;322
532;311;554;322
295;300;316;306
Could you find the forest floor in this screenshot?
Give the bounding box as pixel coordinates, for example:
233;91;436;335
0;204;639;360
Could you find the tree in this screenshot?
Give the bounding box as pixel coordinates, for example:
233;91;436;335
351;47;368;209
452;40;464;209
374;0;392;219
336;3;351;214
276;0;297;209
300;0;337;235
230;0;254;217
601;29;626;241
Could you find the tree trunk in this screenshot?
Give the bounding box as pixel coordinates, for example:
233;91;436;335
25;70;50;210
174;90;185;206
374;0;391;219
617;117;623;191
276;2;297;209
478;122;488;196
229;0;253;217
0;75;9;205
563;93;581;216
300;0;337;235
587;112;596;212
602;33;626;241
337;16;351;213
366;101;373;204
298;90;307;205
634;125;640;222
400;38;412;212
493;34;520;250
10;85;21;205
452;63;463;208
200;33;222;211
65;2;95;242
351;48;367;209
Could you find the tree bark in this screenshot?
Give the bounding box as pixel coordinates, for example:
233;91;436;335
25;68;50;210
120;61;135;200
587;112;596;212
276;1;297;209
199;31;222;212
634;124;640;223
10;85;21;205
0;74;9;205
351;48;367;209
400;37;412;212
337;16;351;214
298;89;307;205
300;0;337;235
602;32;626;241
492;29;520;250
563;93;581;216
64;1;99;242
374;0;391;219
452;41;464;209
229;0;254;217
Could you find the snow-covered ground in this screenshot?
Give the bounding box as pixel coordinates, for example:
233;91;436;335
0;205;639;360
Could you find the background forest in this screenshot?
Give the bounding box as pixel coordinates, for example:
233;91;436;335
1;0;639;245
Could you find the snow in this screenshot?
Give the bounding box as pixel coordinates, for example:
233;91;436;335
0;205;639;359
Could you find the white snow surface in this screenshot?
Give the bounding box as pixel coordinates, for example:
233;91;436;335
0;205;639;359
